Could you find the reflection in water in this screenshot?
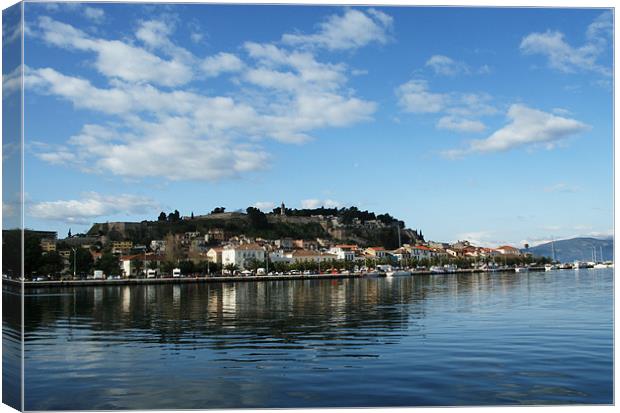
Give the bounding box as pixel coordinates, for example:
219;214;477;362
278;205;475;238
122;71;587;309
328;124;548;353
15;270;614;410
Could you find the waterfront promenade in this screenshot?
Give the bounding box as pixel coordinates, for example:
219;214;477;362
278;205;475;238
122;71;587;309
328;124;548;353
6;267;551;289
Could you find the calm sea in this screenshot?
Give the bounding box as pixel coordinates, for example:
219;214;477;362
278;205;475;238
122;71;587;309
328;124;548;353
3;268;614;410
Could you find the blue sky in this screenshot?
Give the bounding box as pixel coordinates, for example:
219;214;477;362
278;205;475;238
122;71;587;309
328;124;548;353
6;2;613;247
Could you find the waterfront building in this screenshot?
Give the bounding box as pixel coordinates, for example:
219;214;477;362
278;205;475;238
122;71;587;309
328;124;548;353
390;247;411;262
329;244;357;261
120;253;165;277
365;247;387;259
269;250;294;264
408;245;436;259
206;247;224;265
222;243;266;269
289;250;337;264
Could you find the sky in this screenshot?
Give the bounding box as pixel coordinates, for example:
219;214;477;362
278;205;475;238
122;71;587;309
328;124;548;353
2;1;614;247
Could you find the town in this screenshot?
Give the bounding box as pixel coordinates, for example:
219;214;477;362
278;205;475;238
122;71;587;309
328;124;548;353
3;203;560;282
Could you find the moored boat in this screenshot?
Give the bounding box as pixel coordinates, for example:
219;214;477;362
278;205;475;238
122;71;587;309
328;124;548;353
386;270;411;277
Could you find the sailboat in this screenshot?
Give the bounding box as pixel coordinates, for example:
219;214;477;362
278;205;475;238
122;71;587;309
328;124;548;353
546;238;558;271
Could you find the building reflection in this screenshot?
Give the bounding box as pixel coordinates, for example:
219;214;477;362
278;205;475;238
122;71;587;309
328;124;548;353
21;273;546;347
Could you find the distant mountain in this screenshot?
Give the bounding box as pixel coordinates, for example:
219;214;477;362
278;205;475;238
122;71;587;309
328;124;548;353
524;237;613;263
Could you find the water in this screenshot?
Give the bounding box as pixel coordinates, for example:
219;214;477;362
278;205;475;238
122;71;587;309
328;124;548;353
4;269;613;409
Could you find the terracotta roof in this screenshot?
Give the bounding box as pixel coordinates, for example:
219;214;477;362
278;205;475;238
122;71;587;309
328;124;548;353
497;245;519;250
292;249;321;257
367;247;385;251
229;243;265;251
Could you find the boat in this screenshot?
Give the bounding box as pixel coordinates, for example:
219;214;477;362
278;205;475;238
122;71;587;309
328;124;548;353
514;267;529;273
364;270;386;277
429;266;445;274
573;260;587;270
544;264;557;271
443;264;458;273
593;263;608;269
386;269;411;277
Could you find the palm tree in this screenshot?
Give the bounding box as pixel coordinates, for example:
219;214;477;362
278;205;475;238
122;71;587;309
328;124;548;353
224;263;238;275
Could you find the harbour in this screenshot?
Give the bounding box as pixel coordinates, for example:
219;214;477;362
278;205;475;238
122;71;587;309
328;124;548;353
6;268;613;409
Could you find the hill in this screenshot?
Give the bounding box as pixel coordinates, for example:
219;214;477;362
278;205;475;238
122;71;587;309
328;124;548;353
86;206;424;249
525;237;613;263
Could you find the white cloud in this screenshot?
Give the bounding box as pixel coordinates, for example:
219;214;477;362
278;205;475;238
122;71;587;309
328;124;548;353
282;8;392;51
48;121;269;181
437;116;486;133
519;11;611;76
454;231;509;248
29;12;378;182
3;202;16;218
396;79;494;132
2;19;21;45
135;20;173;49
301;199;341;209
443;104;589;158
253;201;276;211
29;192;159;224
38;16;193;87
2;65;21;99
426;55;469;76
396;79;446;113
83;7;105;23
202;52;244;77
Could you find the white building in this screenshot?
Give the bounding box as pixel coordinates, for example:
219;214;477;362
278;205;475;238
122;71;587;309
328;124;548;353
329;245;357;261
222;243;266;269
407;245;436;259
288;250;338;264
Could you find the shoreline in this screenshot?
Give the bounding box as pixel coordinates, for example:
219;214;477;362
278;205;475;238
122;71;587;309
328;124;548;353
3;266;562;289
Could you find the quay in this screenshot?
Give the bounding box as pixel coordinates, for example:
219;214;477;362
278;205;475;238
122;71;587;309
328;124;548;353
5;267;550;289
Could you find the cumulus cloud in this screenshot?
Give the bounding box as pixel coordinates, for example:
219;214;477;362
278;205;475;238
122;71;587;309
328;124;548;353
83;7;105;23
301;199;341;209
519;11;611;76
253;201;276;211
396;79;495;132
396;79;447;113
437;116;486;133
40;121;270;181
202;52;244;77
443;104;589;158
2;65;21;99
29;192;159;224
29;12;378;181
426;55;469;76
282;8;392;50
37;16;193;86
